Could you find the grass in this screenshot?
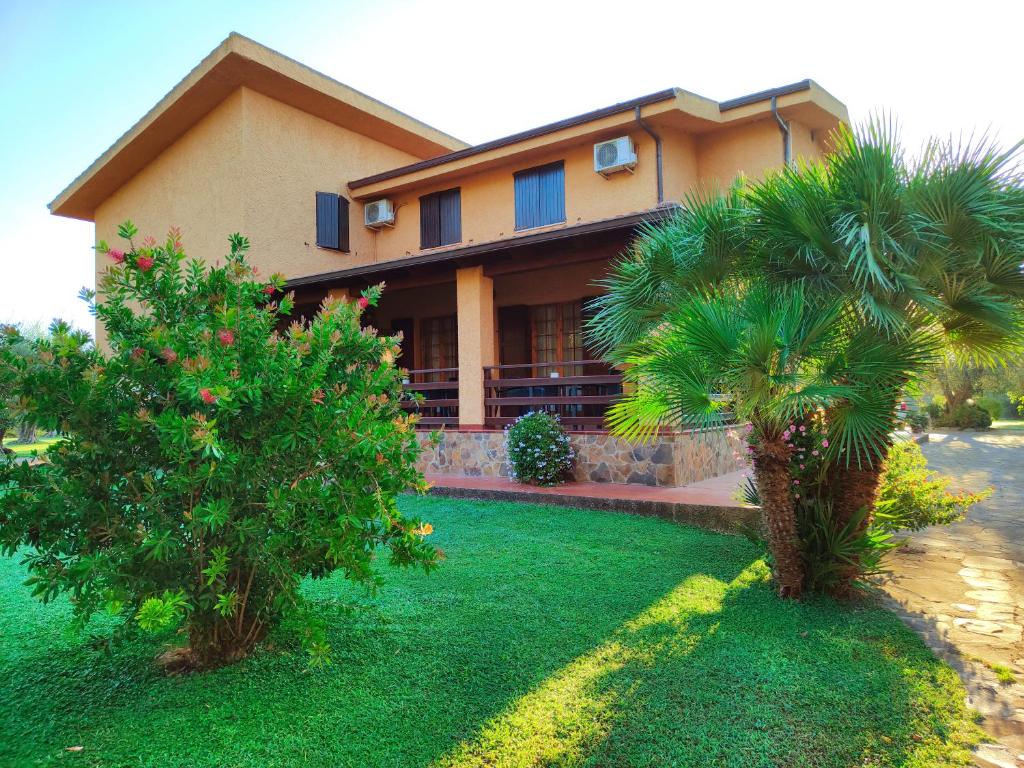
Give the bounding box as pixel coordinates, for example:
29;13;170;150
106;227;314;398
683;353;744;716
992;419;1024;431
0;497;981;767
2;434;59;457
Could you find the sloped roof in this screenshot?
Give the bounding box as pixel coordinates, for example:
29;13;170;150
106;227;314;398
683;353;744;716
50;33;467;221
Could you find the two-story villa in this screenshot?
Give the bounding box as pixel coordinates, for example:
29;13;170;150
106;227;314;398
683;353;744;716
50;34;848;486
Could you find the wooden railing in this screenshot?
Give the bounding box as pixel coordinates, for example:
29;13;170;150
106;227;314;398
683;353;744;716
483;360;623;431
401;368;459;428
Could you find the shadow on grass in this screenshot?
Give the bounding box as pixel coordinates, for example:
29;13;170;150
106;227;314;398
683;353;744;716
0;497;980;767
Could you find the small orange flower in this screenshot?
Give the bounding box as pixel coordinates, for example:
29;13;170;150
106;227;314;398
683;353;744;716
415;523;434;536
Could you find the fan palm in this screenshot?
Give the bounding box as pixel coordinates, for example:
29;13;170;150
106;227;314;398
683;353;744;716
590;122;1024;596
603;283;934;596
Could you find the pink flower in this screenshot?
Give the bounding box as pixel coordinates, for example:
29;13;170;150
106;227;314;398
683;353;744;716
358;296;370;310
821;439;829;448
161;347;178;363
130;346;145;360
199;388;217;405
800;464;805;469
793;479;800;485
136;255;154;271
799;425;806;432
794;493;801;499
262;284;276;296
109;249;125;263
812;449;819;456
217;329;235;347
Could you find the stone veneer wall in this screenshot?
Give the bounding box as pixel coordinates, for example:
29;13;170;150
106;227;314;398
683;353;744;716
416;427;746;487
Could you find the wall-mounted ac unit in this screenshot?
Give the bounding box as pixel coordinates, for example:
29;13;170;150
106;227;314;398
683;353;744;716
364;199;395;228
594;136;637;176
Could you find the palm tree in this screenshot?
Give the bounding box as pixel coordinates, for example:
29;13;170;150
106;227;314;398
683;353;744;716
600;282;934;597
590;123;1024;596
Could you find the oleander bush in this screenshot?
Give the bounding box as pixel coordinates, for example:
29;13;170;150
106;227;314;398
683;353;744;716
504;411;574;486
0;222;438;669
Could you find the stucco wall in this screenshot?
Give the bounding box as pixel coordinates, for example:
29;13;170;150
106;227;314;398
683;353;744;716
417;427;746;487
92;86;427;345
368;130;663;259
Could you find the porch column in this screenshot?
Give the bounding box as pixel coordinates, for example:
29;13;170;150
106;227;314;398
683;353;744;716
456;265;495;429
326;287;350;303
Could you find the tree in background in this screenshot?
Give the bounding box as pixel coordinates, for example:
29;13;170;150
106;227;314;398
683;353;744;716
590;122;1024;596
0;223;438;669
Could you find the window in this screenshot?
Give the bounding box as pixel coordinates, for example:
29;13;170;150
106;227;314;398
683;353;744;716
420;314;457;381
315;191;350;251
420;188;461;248
529;300;585;376
514;161;565;230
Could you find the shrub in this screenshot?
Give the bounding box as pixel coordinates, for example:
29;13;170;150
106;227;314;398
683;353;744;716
975;394;1006;421
925;401;944;420
938;402;993;429
0;223;438;669
504;411;574;486
905;412;929;433
874;440;990;533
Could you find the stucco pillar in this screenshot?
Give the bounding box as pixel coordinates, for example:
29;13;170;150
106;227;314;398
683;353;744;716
326;287;350;303
455;265;495;429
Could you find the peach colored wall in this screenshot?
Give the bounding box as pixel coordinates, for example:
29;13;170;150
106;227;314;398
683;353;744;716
367;130;662;259
93;86;429;345
696;116;821;192
238;88;422;277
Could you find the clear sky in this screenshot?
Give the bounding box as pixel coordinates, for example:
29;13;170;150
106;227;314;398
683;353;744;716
2;0;1022;333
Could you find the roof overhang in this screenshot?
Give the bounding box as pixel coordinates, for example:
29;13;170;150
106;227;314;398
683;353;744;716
285;206;678;291
348;80;848;199
50;34;467;222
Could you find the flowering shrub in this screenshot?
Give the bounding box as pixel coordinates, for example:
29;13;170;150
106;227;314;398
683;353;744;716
0;222;438;669
504;411;574;486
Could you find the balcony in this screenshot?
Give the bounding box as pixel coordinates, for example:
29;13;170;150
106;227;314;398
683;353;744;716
401;368;460;428
483;360;623;431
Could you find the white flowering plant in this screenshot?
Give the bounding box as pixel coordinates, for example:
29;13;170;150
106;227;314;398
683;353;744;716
504;411;574;486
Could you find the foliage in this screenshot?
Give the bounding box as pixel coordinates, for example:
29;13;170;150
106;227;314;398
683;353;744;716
796;499;896;594
974;394;1006;421
0;496;983;767
904;412;930;433
874;440;991;533
936;402;993;429
504;411;574;485
926;401;944;419
589;119;1024;597
0;223;438;667
0;325;20;446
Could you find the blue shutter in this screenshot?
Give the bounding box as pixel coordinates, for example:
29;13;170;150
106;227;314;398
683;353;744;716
515;162;564;230
316;192;340;250
420;193;440;248
439;188;461;245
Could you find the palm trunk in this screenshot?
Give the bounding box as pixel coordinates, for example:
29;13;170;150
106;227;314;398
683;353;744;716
828;459;884;598
752;439;804;598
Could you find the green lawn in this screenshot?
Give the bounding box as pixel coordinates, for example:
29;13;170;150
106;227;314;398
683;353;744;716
993;419;1024;430
2;434;59;457
0;497;980;767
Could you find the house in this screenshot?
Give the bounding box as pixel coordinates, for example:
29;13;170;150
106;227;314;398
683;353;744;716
50;33;848;487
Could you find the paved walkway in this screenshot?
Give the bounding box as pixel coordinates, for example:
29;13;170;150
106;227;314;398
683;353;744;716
882;431;1024;767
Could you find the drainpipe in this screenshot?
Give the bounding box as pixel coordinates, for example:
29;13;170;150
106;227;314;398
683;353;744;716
770;95;793;168
634;105;664;205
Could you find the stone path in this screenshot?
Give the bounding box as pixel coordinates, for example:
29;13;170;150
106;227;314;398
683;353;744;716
882;431;1024;767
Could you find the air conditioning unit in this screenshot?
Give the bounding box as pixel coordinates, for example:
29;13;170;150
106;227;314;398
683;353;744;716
364;199;395;228
594;136;637;177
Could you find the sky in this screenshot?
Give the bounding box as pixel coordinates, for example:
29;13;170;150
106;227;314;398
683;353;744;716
1;0;1022;333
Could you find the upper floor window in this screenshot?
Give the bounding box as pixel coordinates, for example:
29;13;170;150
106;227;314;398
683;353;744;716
315;191;350;251
514;161;565;231
420;188;461;249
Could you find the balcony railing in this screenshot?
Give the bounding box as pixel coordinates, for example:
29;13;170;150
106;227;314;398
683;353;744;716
483;359;623;431
401;367;459;428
